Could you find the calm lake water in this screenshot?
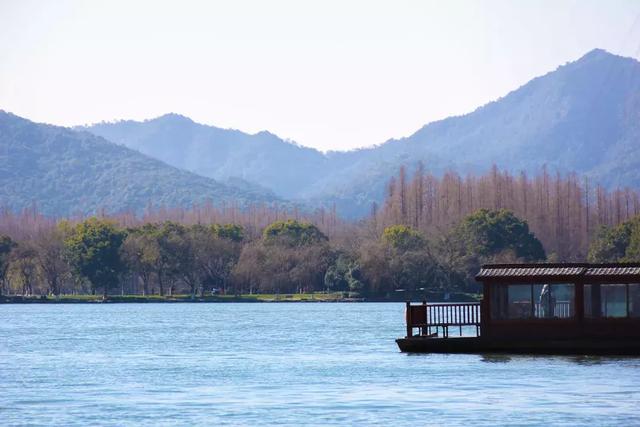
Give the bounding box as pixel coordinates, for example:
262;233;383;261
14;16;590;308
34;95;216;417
1;303;640;426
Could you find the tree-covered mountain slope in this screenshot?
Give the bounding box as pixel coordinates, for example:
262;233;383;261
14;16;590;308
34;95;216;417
83;113;329;199
84;49;640;217
0;111;281;216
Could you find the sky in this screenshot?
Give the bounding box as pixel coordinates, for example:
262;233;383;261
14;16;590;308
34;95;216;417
1;0;640;152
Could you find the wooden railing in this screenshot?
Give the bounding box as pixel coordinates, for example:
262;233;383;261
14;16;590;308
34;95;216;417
406;301;481;338
534;301;572;318
509;301;573;319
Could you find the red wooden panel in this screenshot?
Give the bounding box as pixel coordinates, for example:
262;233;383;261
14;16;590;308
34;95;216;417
409;305;427;326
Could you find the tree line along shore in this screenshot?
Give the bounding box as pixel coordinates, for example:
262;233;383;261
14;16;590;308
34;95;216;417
1;165;638;302
0;291;481;304
0;216;490;301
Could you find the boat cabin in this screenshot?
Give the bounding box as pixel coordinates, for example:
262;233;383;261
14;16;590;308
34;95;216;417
478;263;640;340
397;263;640;354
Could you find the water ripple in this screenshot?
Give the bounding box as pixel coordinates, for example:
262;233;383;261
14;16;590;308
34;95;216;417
1;303;640;425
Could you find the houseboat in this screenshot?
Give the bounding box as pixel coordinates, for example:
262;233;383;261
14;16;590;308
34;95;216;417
396;263;640;355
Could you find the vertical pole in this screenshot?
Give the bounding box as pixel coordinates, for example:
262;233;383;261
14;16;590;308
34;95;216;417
406;301;412;338
575;281;584;323
627;283;630;318
482;282;490;337
530;284;535;318
422;300;427;336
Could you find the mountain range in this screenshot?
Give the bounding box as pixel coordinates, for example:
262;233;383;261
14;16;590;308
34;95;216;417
0;112;281;216
2;48;639;217
84;49;640;216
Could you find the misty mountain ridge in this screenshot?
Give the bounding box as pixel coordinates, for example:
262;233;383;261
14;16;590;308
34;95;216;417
83;49;640;217
82;113;329;199
3;48;639;218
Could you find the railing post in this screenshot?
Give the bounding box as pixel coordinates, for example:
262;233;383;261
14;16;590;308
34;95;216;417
422;299;427;323
421;300;427;336
406;301;412;338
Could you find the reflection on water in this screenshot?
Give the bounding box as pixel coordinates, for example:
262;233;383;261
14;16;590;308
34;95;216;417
479;353;638;366
480;353;512;363
570;355;606;366
1;303;640;426
568;355;640;366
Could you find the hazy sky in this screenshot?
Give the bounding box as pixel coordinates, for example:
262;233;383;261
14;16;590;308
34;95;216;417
1;0;639;151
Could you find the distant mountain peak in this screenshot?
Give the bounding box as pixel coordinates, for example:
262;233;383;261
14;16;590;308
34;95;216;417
152;112;194;124
575;48;638;65
583;47;611;57
254;130;278;138
76;48;640;218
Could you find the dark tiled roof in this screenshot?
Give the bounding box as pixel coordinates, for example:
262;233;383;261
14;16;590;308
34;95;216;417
476;266;585;279
585;266;640;276
476;263;640;281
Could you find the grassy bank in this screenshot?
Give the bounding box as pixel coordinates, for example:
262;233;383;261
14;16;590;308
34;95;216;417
0;293;355;304
0;292;480;304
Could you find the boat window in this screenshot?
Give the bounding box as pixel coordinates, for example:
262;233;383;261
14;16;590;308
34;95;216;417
490;285;508;320
584;284;629;318
602;284;628;317
533;283;574;319
491;283;574;320
507;284;533;319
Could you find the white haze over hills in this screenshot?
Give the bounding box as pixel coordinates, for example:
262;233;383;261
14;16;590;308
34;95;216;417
81;49;640;217
2;1;640;152
0;48;639;218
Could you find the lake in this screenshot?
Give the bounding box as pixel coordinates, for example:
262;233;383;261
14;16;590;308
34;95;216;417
1;303;640;426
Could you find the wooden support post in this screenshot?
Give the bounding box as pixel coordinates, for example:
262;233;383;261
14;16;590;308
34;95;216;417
627;283;630;318
406;301;412;338
576;281;584;324
422;299;427;336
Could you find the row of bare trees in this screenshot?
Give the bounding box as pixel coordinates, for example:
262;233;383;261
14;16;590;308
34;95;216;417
2;165;640;298
377;164;640;260
0;201;343;243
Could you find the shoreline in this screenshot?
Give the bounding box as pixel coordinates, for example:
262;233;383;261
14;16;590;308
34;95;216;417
0;292;480;304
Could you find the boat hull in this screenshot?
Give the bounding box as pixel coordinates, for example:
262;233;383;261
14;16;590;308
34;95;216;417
396;337;640;355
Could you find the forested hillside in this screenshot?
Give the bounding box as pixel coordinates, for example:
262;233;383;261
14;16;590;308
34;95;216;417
3;50;640;221
83;113;328;198
83;49;640;217
377;49;640;184
0;112;282;216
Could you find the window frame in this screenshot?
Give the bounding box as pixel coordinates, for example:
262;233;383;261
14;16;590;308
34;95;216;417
489;281;576;322
583;282;640;319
